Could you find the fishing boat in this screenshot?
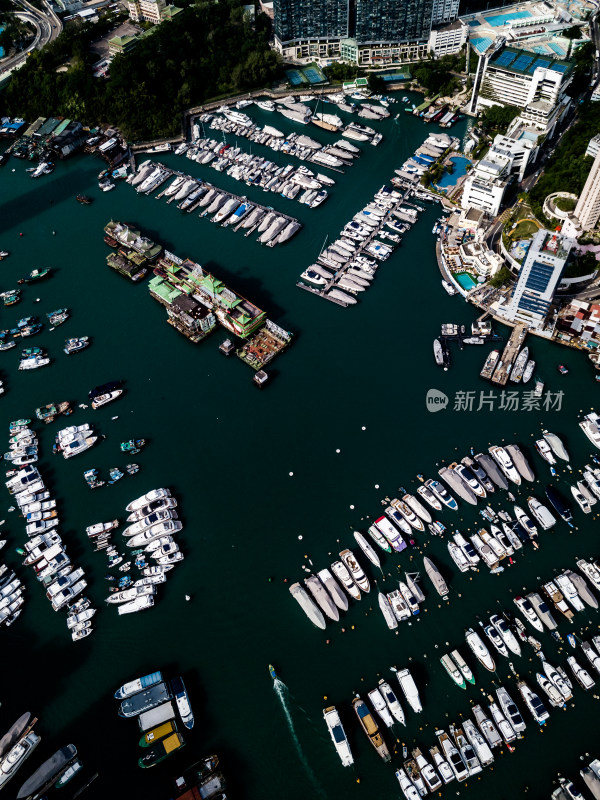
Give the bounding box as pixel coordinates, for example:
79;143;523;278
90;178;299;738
440;654;466;689
465;628;495;671
64;337;89;355
18;268;50;284
323;707;353;767
120;438;146;454
395;667;422;713
352;697;391;762
46;309;69;327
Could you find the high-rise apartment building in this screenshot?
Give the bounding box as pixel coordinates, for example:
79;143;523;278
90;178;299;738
273;0;432;64
574;151;600;232
273;0;349;44
430;0;459;26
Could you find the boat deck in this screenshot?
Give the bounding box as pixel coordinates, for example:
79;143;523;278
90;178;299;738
236;320;293;370
491;324;527;386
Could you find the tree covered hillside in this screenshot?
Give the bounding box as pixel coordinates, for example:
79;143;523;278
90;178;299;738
3;0;282;140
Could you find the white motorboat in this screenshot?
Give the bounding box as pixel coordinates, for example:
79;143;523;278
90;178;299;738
527;497;556;529
514;505;538;539
429;745;455;784
323;706;353;767
577;559;600;591
568;656;595;690
403;493;432;523
436;730;468;782
117;596;155;614
582;641;600;674
447;542;470;572
496;687;526;733
339;549;370;593
484;623;508;658
489;446;521;485
395;667;422;713
542;660;573;701
378;593;398;630
490;614;521;655
518;680;549;725
331;561;360;601
535;438;556;464
527;592;558;630
580;412;600;448
450;725;481;776
289;582;326;629
513;595;544;632
353;531;380;568
472;705;502;749
488;702;516;743
304;575;340;622
125;489;171;513
387;590;411;622
463;719;494;766
413;748;442;791
466;628;496;671
0;732;41;789
396;767;421;800
555;573;585;612
317;568;348;612
378;680;405;725
542;430;570;462
536;673;566;708
571;483;592;513
367;688;395;728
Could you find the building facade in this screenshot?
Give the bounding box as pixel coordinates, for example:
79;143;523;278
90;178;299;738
273;0;432;64
573;151;600;231
586;134;600;159
428;20;468;57
127;0;180;23
501;229;574;331
431;0;459;26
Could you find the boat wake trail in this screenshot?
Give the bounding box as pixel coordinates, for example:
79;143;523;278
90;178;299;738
273;678;326;796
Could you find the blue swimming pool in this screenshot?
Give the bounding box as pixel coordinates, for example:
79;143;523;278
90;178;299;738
434;156;471;191
455;272;478;291
485;10;531;26
0;26;4;59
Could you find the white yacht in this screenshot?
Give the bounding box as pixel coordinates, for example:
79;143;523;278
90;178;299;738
353;532;380;568
496;687;526;733
0;732;41;789
317;568;348;612
331;561;360;600
466;628;496;671
488;446;521;485
463;719;494;766
117;596;155;614
339;549;370;593
396;767;421;800
571;483;592;513
323;707;353;766
542;660;573;701
472;705;502;749
436;730;468;782
577;559;600;591
580;412;600;448
513;595;544;632
126;489;171;513
488;702;516;743
490;614;521;655
535;438;556;464
542;430;570;462
527;497;556;529
378;680;405;725
518;680;549;725
367;688;395;728
555;573;585;612
536;673;566;708
568;656;595;690
304;576;339;622
378;593;398;630
413;748;442;791
395;667;422;713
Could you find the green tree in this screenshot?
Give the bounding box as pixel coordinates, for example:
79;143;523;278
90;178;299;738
489;266;512;288
479;104;519;135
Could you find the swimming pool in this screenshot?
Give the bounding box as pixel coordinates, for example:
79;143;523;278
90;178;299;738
0;26;4;59
455;272;478;291
485;10;531;26
434;156;471;191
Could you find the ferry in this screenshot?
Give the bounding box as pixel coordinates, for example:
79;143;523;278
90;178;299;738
170;676;194;729
323;707;353;767
114;671;163;700
440;653;466;689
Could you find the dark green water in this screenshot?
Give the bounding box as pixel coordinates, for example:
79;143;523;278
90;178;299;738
0;99;599;800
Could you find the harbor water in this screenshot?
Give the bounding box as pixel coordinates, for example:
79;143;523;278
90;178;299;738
1;98;600;800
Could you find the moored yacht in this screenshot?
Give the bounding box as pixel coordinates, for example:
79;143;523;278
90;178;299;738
496;686;526;733
465;628;496;671
489;445;521;485
378;680;405;725
323;706;353;766
395;667;422;713
331;561;361;601
289;583;326;629
517;680;549;725
352;697;391;762
339;549;370;593
436;730;468;782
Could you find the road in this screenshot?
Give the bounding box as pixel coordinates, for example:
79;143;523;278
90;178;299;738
0;0;62;75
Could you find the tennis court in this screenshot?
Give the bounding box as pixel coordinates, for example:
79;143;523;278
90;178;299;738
286;69;307;86
302;65;326;84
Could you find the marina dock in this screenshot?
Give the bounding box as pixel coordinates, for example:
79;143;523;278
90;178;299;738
491;323;527;385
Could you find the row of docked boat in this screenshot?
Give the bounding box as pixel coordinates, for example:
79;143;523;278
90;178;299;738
5;434;95;640
128;160;302;247
0;713;82;796
298;183;418;306
172;142;329;207
99;489;183;614
394;132;460;183
204;111;369;170
114;670;193;767
53;422;98;459
0;524;26;627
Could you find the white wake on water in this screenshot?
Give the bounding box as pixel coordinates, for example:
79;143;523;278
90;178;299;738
272;678;326;796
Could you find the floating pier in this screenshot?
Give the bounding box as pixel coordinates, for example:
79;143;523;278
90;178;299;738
491;324;527;386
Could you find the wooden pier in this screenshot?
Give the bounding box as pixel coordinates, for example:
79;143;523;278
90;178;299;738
491;323;527;386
